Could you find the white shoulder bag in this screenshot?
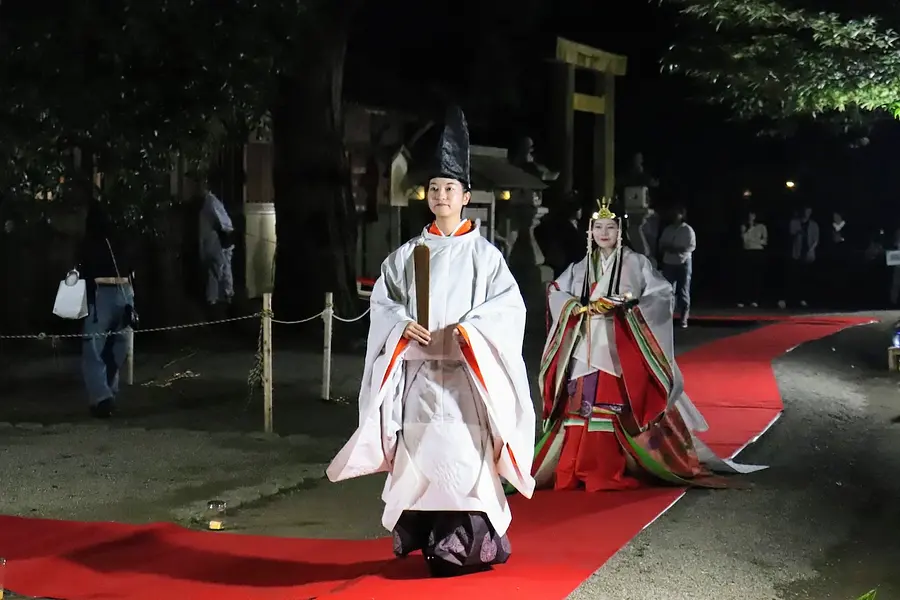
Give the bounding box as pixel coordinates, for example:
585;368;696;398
53;268;89;320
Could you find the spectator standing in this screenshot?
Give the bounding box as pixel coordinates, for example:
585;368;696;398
659;205;696;328
737;210;768;308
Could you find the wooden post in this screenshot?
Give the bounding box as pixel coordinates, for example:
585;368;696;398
262;293;274;433
591;72;606;204
603;71;616;199
321;292;334;401
588;71;616;202
125;329;134;385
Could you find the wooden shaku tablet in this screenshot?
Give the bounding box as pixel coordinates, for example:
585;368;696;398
413;243;430;328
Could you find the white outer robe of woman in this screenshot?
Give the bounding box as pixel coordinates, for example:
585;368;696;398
548;248;765;474
327;221;536;537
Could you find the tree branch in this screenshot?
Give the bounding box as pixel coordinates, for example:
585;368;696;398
663;0;900;123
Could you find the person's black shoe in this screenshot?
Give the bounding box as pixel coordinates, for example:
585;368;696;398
90;398;114;419
425;556;460;578
424;556;490;578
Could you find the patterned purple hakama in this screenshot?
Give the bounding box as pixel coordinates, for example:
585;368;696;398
392;510;512;577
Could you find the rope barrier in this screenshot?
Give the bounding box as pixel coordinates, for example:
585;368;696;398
0;292;369;435
0;305;369;340
0;313;261;341
334;307;371;323
269;311;323;325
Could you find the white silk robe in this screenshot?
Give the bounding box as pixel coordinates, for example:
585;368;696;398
326;221;536;537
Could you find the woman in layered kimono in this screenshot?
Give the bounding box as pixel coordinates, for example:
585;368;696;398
327;106;535;577
532;199;762;491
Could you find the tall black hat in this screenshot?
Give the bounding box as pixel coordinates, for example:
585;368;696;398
427;105;471;189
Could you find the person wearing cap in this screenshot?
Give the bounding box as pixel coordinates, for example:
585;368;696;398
327;106;535;577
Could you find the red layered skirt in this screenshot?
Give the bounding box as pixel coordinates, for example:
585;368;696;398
554;370;725;491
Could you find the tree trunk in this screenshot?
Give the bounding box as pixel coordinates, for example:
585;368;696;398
272;8;360;322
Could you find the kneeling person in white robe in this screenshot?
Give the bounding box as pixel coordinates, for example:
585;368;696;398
327;106;536;577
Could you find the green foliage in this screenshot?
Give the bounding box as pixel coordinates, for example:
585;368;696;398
857;590;877;600
662;0;900;123
0;0;311;229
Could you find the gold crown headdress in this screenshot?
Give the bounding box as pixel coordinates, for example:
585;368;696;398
590;197;616;221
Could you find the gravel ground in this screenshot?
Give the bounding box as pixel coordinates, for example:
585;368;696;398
0;424;339;525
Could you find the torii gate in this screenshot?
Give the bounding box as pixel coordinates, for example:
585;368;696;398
546;37;627;202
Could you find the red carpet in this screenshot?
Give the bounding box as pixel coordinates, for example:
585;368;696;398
0;316;874;600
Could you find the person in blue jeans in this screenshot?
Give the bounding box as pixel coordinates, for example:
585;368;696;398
79;187;136;418
659;206;696;328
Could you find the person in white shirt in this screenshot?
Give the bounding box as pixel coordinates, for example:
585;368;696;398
659;205;696;328
737;211;768;308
